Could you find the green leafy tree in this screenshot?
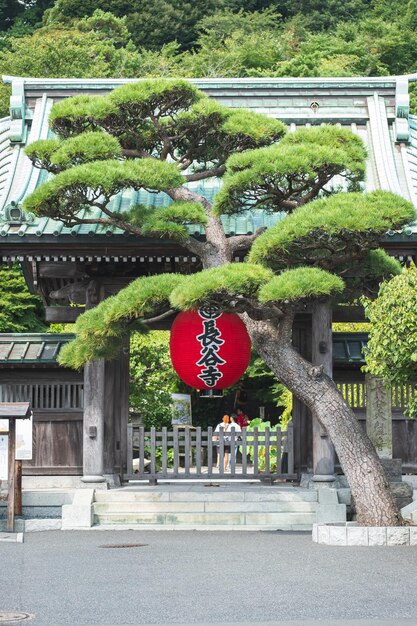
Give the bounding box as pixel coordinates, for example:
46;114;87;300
129;330;179;429
364;264;417;419
45;0;225;50
0;263;46;332
24;79;415;526
0;12;143;115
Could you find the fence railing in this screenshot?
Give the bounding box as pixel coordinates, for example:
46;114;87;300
126;424;295;482
0;383;84;410
336;381;417;410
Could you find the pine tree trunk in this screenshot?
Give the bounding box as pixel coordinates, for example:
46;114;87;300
244;314;403;527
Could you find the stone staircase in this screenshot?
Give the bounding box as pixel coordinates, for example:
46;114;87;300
88;485;346;531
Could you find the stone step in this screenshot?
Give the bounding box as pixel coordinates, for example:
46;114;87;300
93;489;318;504
93;500;317;514
93;511;317;528
95;523;314;531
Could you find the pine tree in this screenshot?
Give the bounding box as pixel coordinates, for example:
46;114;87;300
24;79;414;525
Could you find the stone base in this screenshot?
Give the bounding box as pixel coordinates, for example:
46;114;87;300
380;458;403;482
61;489;94;529
313;522;417;546
21;476;108;490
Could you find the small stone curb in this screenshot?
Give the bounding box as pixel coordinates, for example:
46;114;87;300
0;531;24;543
312;522;417;546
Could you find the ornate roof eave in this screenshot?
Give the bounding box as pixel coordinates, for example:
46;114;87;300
1;73;417;248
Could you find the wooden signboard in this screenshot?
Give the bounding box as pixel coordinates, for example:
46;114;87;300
0;403;31;532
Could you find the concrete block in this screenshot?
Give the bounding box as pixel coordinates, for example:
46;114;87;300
165;513;243;525
316;504;346;524
409;527;417;546
391;482;413;508
328;525;347;545
337;488;352;506
403;475;417;489
245;512;315;527
204;501;316;513
169;491;244;502
387;527;410;546
317;489;338;504
62;504;93;529
96;513;165;524
25;519;62;532
94;501;204;514
62;489;94;529
73;489;94;506
401;499;417;522
312;523;318;543
22;491;73;507
0;532;23;543
368;527;387;546
381;459;402;482
94;491;170;503
317;525;330;544
347;526;368;546
244;490;317;502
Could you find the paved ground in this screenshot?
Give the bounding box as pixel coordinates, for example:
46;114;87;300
1;530;417;626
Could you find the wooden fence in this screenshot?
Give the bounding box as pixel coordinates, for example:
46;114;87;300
126;424;295;482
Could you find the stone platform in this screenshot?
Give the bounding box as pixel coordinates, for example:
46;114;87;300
62;481;347;531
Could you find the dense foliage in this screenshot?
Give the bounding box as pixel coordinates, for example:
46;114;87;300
0;263;46;332
129;331;178;429
364;264;417;418
1;2;417;116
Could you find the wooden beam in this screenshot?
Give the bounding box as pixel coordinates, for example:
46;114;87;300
45;306;84;323
332;306;366;323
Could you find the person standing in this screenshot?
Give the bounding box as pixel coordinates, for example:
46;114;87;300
214;415;230;471
227;414;241;471
236;407;250;429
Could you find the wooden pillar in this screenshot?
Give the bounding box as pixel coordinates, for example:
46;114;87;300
6;418;16;531
82;359;106;483
119;341;130;481
312;302;335;483
103;358;117;475
81;280;106;483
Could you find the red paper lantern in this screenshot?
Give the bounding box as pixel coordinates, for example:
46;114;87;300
170;307;251;390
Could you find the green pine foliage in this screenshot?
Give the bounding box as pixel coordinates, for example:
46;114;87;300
258;267;344;304
169;263;274;311
364;264;417;418
213;126;366;216
141;201;208;241
20;78;411;370
0;263;46;332
26;132;122;172
249;191;415;271
58;273;184;369
24;158;184;220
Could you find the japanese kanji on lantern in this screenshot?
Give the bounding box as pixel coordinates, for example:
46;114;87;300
170;307;251;390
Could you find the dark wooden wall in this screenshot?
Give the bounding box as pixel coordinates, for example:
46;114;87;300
0;369;83;475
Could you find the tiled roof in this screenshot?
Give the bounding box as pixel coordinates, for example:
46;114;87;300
0;333;74;364
0;75;416;244
0;331;368;366
333;333;367;364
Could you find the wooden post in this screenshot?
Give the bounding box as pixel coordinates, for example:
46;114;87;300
81;281;106;483
312;302;335;484
14;460;22;516
6;418;16;532
82;359;106;482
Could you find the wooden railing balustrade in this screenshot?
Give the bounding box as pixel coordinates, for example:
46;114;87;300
126;424;295;482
